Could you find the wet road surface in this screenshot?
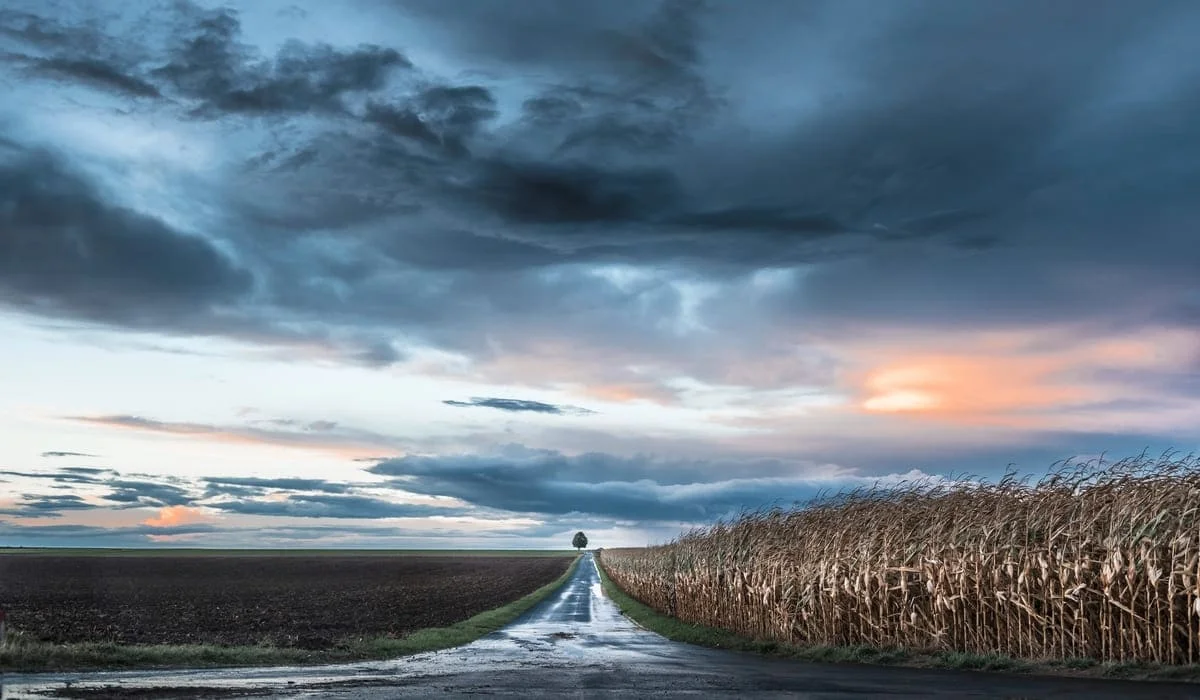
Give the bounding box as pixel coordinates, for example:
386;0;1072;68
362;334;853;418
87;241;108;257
3;553;1199;698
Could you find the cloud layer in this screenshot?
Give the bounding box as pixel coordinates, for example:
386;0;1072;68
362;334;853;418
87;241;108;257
1;0;1198;547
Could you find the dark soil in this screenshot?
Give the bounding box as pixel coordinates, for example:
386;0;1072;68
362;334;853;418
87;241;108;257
0;554;571;648
45;686;273;698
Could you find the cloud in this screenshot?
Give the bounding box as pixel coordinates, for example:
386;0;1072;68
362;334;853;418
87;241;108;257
0;494;99;518
208;494;464;519
22;56;162;98
40;451;99;458
68;414;405;457
0;448;922;528
151;3;411;118
102;479;194;507
8;0;1192;380
831;326;1200;435
367;445;925;521
0;0;1196;359
142;505;212;528
465;159;680;226
0;469;107;485
202;476;353;495
0;521;222;545
0;0;1198;549
0;469;194;514
0;143;253;329
0;464;467;528
442;397;596;416
364;84;498;158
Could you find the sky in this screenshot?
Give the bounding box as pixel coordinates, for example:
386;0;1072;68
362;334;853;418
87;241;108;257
1;0;1198;549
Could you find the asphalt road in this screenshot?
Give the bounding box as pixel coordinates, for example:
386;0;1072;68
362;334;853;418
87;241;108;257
3;553;1199;699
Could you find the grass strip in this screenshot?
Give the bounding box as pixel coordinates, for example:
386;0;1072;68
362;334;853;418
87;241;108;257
0;554;580;673
593;554;1200;684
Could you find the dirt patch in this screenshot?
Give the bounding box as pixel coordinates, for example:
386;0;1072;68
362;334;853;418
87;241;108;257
38;685;273;698
38;679;402;698
0;554;571;648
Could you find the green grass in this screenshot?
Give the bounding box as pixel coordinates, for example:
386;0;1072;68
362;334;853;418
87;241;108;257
0;554;580;673
0;548;577;557
593;555;1200;683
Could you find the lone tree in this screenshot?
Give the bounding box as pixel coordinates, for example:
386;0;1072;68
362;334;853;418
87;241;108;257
572;531;588;551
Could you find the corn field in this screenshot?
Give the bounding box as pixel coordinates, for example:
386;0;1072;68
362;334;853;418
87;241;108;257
600;452;1200;664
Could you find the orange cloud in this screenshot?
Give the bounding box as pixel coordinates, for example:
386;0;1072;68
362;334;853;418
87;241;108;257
142;505;211;528
67;415;402;460
849;326;1200;428
576;384;670;404
858;354;1090;425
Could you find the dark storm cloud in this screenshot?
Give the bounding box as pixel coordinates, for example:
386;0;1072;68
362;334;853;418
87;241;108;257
228;131;432;235
521;85;706;157
370;228;563;272
389;0;655;67
0;465;465;522
364;83;498;157
151;2;409;118
692;2;1200;330
356;338;407;367
41;451;99;459
397;0;720;166
0;144;253;327
0;7;105;53
209;494;463;519
0;494;98;518
393;0;713;96
0;7;163;98
5;446;863;525
102;479;194;507
203;476;353;494
0;469;107;485
443;397;596;416
17;55;162;98
202;482;265;499
367;446;873;521
0;465;414;519
0;467;195;509
370;0;1200;297
668;208;847;237
238;0;1200;347
2;2;409;116
466;159;679;226
0;0;1197;401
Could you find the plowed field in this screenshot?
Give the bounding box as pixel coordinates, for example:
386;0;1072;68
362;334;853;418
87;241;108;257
0;554;572;648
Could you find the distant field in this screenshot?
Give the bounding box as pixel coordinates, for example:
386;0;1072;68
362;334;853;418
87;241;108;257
0;548;576;557
0;553;573;649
